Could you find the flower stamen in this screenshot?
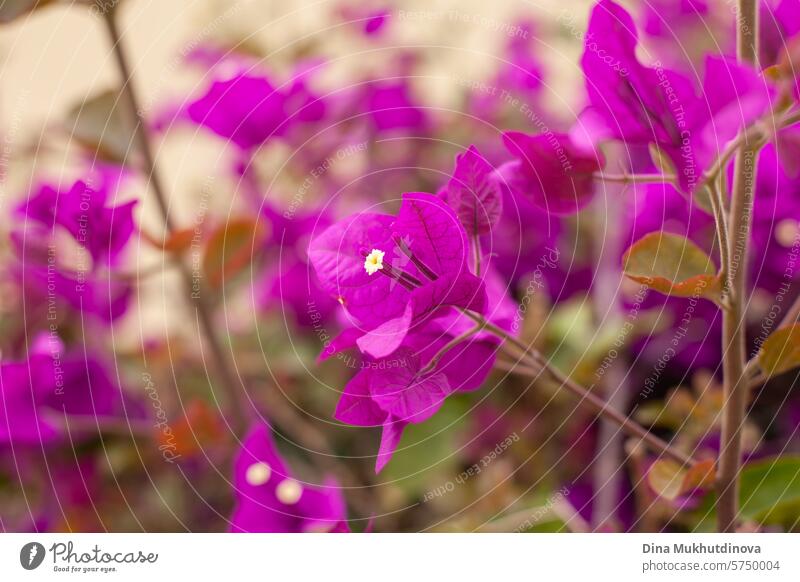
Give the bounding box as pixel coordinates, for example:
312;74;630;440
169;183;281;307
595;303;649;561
363;248;385;275
392;234;439;281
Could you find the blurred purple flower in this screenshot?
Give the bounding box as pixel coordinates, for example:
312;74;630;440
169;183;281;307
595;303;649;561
17;177;136;266
1;343;138;446
440;145;503;235
230;424;349;532
187;66;325;149
498;131;605;214
364;80;428;134
11;175;136;322
579;0;774;193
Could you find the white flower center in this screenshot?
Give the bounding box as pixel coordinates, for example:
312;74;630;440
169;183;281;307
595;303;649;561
363;248;385;275
245;462;272;486
276;479;303;505
776;219;799;247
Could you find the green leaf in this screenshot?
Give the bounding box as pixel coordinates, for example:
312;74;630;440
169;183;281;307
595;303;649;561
202;218;268;289
739;456;800;525
692;184;717;216
647;459;686;500
0;0;56;23
622;232;721;302
759;324;800;378
647;459;715;501
65;90;137;165
648;143;677;179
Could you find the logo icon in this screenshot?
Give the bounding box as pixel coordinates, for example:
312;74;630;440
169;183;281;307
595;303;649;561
20;542;46;570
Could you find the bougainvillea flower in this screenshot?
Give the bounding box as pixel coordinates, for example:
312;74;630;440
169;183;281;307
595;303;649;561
333;328;498;472
440;145;503;235
230;424;349;532
187;67;325;149
497;131;605;214
0;347;139;446
756;0;800;67
11;176;136;322
641;0;710;40
255;204;338;329
309;192;487;358
17;178;136;266
364;80;428;134
579;0;774;193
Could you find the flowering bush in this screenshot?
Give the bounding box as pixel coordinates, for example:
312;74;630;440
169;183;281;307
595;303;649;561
2;0;800;533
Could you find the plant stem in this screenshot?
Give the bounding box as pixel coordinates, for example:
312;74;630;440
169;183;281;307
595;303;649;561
594;172;675;184
102;7;248;432
716;0;759;533
418;324;482;375
471;312;694;466
708;176;731;294
472;233;482;277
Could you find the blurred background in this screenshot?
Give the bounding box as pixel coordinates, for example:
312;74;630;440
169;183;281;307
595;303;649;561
1;0;799;533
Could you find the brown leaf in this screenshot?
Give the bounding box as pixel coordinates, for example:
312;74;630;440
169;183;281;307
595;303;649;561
759;324;800;378
203;218;268;288
65;90;137;165
647;458;715;501
622;232;721;302
142;227;196;254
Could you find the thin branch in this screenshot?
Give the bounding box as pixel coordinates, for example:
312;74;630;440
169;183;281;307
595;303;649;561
594;172;675;185
102;7;248;432
418;324;483;376
716;0;759;533
474;312;694;466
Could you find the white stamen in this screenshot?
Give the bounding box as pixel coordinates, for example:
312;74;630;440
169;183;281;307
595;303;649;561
363;249;385;275
276;479;303;505
245;462;272;486
776;219;799;248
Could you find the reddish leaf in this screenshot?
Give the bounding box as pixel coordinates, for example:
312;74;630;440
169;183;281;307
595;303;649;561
203;218;267;288
622;232;721;302
142;227;196;254
156;400;226;457
648;458;715;501
682;459;716;491
647;459;686;500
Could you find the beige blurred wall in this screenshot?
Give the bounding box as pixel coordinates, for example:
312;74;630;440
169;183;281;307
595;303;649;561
0;0;595;345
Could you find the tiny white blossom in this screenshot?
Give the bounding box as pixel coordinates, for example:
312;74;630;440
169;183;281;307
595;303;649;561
363;249;385;275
